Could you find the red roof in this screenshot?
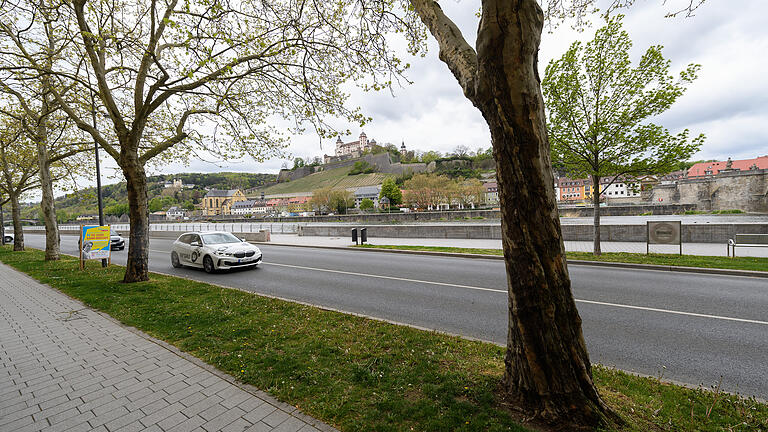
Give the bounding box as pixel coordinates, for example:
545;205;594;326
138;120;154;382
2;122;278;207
687;156;768;177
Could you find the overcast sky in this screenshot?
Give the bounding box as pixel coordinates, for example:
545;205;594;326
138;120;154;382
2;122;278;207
88;0;768;187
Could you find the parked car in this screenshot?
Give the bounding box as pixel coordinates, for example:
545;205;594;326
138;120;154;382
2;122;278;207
171;231;262;273
3;232;13;244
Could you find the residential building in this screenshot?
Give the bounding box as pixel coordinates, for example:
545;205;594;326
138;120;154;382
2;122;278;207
483;182;499;205
231;199;263;216
203;189;246;216
354;186;381;208
558;178;585;201
687;155;768;177
166;206;186;220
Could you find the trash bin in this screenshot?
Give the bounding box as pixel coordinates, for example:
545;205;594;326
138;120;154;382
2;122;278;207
360;228;367;244
351;228;358;245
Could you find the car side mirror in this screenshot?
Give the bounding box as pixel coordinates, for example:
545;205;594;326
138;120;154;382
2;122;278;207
190;241;201;247
240;237;247;242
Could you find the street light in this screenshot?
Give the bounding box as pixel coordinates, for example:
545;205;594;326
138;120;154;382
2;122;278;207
90;94;107;268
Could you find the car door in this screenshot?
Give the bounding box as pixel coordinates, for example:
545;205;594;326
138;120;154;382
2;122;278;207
176;234;193;264
187;234;204;267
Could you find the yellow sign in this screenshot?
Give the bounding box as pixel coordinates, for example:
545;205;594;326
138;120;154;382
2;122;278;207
80;225;111;266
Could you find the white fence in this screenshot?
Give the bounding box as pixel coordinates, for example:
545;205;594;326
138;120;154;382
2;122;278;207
28;222;301;234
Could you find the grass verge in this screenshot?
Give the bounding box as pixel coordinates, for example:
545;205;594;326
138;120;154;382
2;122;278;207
1;247;766;431
353;245;768;272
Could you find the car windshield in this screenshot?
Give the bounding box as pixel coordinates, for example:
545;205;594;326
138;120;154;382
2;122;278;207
201;233;241;245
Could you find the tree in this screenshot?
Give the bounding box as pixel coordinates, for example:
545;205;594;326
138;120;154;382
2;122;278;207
458;178;486;209
1;0;424;282
0;115;38;251
543;15;703;255
419;150;441;164
408;1;706;428
379;178;402;206
359;198;374;211
0;4;91;261
293;158;305;169
452;145;470;157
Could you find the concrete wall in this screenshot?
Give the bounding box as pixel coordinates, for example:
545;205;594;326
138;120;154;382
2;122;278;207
557;204;697;218
299;223;767;243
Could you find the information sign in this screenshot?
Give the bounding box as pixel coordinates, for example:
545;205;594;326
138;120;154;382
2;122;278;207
80;225;111;268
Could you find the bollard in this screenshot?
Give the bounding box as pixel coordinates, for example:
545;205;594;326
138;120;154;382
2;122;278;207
360;227;367;244
351;228;358;245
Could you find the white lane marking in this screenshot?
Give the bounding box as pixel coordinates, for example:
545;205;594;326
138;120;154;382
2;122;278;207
263;262;505;293
263;262;768;326
576;299;768;326
121;247;768;326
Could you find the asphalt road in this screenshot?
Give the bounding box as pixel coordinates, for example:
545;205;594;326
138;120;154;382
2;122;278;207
22;234;768;398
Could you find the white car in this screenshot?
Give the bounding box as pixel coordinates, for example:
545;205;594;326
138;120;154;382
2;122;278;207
171;231;262;273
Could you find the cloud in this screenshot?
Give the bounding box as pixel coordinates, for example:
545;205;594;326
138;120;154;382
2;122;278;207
54;0;768;197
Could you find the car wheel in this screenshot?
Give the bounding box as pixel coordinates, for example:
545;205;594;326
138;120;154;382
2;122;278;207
203;255;215;273
171;252;181;268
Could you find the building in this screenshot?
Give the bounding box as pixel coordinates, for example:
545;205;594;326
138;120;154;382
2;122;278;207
166;206;186;220
599;176;641;199
687;156;768;177
483;182;499;205
354;186;381;208
334;131;377;157
163;178;195;189
203;189;246;216
558;178;585;201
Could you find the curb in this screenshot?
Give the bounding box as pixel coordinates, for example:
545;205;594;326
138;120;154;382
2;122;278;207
253;242;768;278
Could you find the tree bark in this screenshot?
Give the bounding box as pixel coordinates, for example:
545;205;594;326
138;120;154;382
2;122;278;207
592;175;602;256
472;1;612;428
10;192;23;251
37;129;60;261
121;150;150;282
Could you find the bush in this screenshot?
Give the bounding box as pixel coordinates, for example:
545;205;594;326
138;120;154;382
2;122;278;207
348;161;375;175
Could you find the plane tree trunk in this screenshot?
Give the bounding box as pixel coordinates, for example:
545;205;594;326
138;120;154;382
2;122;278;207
37;129;60;261
121;149;150;283
10;192;23;251
411;0;616;428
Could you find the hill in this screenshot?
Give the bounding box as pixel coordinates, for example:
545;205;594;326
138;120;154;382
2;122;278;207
21;172;275;223
259;166;392;195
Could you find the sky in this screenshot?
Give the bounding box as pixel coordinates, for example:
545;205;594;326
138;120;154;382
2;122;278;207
82;0;768;188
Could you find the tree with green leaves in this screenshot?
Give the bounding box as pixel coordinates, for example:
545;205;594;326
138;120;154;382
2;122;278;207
543;15;704;255
0;114;39;251
1;0;424;282
379;178;402;207
407;0;706;428
359;198;374;211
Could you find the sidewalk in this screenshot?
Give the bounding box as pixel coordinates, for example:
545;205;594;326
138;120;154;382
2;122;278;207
268;234;768;258
0;262;335;432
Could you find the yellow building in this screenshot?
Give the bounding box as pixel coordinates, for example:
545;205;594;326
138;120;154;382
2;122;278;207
203;189;246;216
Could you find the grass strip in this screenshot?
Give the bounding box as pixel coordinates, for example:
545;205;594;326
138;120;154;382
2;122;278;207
1;247;766;431
353;245;768;272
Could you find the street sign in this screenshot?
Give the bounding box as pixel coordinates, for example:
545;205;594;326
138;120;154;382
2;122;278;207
647;221;682;255
80;225;111;269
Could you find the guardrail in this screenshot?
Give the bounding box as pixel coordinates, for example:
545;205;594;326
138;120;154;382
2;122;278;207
29;222;301;234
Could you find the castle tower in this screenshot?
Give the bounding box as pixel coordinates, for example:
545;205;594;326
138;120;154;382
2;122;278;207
359;131;368;146
400;140;406;154
335;136;343;156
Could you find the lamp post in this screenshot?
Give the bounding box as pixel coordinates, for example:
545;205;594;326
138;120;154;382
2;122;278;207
91;96;107;268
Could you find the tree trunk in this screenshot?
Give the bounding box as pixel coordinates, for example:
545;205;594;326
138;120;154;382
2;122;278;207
37;135;60;261
474;1;612;428
121;151;150;282
592;174;601;256
10;192;23;251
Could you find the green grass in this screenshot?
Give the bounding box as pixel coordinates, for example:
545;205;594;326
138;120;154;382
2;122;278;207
2;247;767;432
353;245;768;272
261;166;392;195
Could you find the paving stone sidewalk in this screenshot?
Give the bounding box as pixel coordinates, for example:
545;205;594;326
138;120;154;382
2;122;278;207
0;262;336;432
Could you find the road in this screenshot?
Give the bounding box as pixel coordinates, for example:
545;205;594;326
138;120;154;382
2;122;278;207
23;233;768;398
